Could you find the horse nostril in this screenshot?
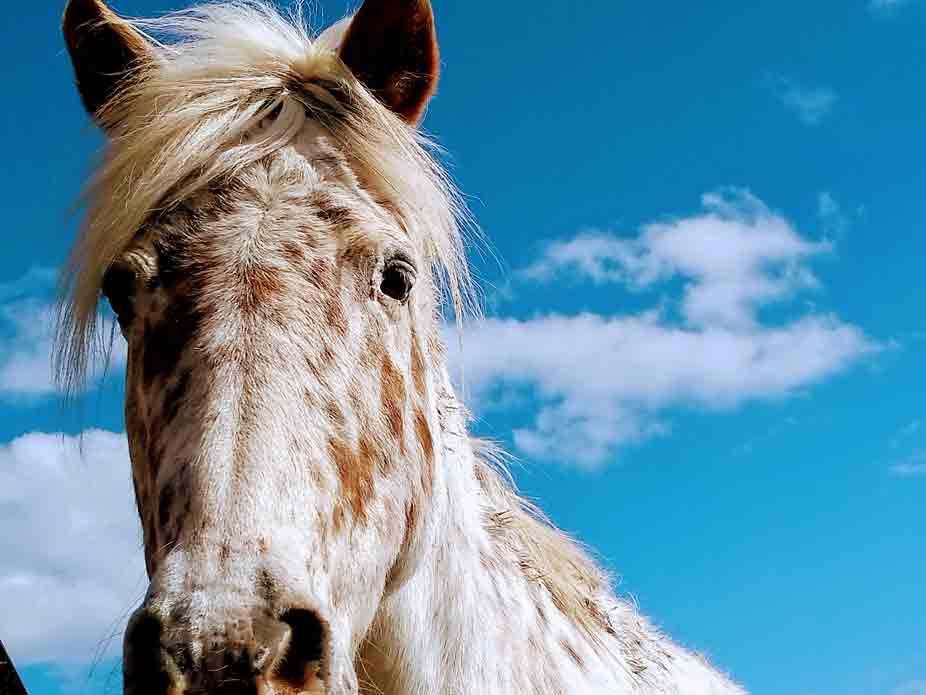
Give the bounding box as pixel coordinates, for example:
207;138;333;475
274;609;328;687
123;611;178;694
123;607;328;694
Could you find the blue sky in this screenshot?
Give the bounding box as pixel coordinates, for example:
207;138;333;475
0;0;924;694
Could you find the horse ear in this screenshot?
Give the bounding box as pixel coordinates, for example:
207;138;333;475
338;0;440;124
62;0;152;123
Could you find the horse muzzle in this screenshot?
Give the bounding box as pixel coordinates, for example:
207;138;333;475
123;604;332;694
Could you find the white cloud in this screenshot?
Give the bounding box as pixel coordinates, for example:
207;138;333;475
453;190;878;467
522;233;640;286
526;190;830;330
0;268;125;399
0;430;146;664
0;300;67;397
765;74;838;126
453;313;873;468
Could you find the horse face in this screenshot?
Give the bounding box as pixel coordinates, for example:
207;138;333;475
62;1;446;692
115;147;437;695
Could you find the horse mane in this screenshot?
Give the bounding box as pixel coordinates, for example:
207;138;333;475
56;0;476;392
472;439;618;647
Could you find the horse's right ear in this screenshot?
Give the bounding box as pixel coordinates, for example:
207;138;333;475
339;0;440;124
62;0;152;124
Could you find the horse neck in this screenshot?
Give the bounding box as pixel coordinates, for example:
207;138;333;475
355;373;747;695
357;373;626;695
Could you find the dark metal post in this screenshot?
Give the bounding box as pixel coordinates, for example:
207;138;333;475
0;640;28;695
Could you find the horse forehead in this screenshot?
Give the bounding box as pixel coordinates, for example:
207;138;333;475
153;131;369;252
198;165;367;251
140;190;360;320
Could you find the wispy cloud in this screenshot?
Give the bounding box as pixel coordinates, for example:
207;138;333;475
0;266;56;301
817;191;854;237
870;0;915;16
890;451;926;477
887;419;926;476
765;74;838;126
891;462;926;477
0;267;125;399
452;189;878;467
890;419;922;449
0;430;145;664
894;680;926;695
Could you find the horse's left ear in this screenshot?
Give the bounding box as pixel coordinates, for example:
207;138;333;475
62;0;153;124
339;0;440;125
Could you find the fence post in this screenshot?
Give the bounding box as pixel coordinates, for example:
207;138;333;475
0;640;28;695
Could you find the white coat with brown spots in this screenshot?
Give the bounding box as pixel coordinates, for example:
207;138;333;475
58;1;749;694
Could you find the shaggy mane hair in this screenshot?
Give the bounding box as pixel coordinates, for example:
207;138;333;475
473;439;622;655
56;0;475;392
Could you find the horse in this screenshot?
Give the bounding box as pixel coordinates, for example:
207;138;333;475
58;1;748;693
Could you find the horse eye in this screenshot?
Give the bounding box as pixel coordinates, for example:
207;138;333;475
101;261;138;321
380;258;416;302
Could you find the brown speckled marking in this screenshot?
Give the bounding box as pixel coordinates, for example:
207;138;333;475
321;345;337;366
536;600;548;627
325;293;348;338
410;336;427;398
304;257;331;290
281;240;305;264
380;356;407;450
359;432;385;478
329;436;375;529
233;371;264;474
413;408;433;463
404;501;418;546
306;354;325;384
311;192;358;229
413;407;434;495
561;640;584;668
235;263;285;317
360;330;381;371
325;400;345;431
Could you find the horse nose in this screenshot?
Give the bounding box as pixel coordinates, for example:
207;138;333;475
122;611;177;694
123;608;327;694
